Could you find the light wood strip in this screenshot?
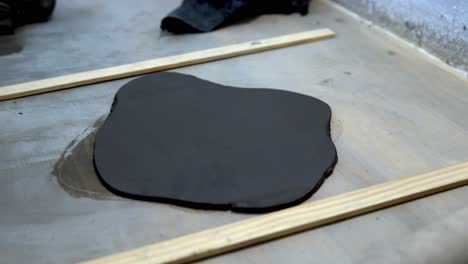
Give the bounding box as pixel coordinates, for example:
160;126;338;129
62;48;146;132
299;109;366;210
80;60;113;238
0;29;335;101
82;161;468;264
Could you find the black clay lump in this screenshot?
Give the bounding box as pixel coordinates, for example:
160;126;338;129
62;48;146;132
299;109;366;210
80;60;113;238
94;72;337;213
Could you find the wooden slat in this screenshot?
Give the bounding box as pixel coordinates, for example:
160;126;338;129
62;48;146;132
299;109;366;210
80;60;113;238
0;28;335;101
82;161;468;264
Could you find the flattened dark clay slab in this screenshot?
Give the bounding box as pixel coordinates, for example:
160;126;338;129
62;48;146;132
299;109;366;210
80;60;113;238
94;72;337;212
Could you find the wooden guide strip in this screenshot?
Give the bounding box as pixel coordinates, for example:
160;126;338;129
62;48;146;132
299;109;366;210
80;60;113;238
82;161;468;264
0;28;335;101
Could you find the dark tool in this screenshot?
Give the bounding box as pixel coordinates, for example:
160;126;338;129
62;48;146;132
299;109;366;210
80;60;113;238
161;0;311;33
0;0;55;35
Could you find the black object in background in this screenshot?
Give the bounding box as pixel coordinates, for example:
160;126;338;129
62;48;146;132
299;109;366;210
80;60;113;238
161;0;311;33
94;72;337;213
0;0;56;34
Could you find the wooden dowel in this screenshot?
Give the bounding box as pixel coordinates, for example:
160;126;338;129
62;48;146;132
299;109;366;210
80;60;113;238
0;28;335;101
81;161;468;264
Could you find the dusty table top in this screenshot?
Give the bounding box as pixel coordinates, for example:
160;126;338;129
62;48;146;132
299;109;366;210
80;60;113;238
1;0;468;263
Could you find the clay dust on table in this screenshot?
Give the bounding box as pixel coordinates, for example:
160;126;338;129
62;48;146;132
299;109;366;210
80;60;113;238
52;116;118;200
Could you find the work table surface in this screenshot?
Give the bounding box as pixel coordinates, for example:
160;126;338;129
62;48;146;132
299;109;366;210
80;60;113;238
1;0;468;263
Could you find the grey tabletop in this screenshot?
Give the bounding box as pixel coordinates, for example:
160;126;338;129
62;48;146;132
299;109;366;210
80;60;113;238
1;0;468;263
